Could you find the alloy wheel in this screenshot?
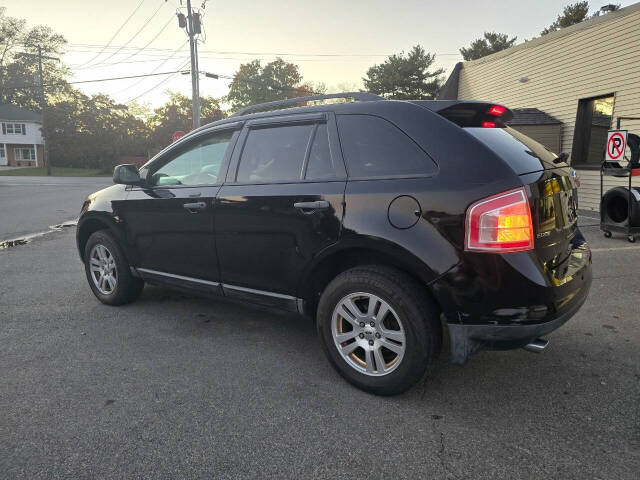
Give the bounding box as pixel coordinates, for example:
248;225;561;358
89;244;117;295
331;292;406;376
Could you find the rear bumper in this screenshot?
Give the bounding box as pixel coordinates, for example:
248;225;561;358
446;279;590;364
430;236;592;364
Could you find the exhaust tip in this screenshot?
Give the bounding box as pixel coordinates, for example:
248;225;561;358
523;338;548;353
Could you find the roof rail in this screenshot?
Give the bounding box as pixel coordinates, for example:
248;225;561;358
231;92;384;117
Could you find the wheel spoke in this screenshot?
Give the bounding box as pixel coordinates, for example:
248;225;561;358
335;332;357;344
98;275;106;291
89;257;101;267
106;276;115;291
379;338;403;354
380;328;405;343
367;294;381;316
373;345;387;373
364;349;374;373
341;341;359;356
376;302;390;323
338;305;359;327
345;298;365;318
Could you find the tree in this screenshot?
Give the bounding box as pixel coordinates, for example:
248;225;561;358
460;32;517;61
147;91;226;148
363;45;443;100
44;91;150;170
0;7;70;109
541;1;590;35
226;58;316;111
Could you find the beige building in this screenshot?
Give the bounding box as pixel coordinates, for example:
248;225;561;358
438;2;640;212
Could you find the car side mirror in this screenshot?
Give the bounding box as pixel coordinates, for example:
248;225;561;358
113;164;143;186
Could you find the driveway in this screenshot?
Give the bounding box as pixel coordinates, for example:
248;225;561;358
0;217;638;479
0;176;110;242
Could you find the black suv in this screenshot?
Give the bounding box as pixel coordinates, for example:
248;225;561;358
77;93;592;395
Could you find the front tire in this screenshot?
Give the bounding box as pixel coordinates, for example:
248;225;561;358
84;230;144;305
317;266;441;395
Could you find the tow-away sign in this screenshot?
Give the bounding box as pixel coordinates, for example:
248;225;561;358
605;130;628;162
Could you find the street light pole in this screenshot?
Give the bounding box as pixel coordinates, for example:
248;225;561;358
186;0;200;129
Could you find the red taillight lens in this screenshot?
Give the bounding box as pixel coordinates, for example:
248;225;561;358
482;121;496;128
488;105;506;116
465;187;534;252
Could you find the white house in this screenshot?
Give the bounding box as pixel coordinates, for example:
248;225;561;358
438;3;640;211
0;104;44;167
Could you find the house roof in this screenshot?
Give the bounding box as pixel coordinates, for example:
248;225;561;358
437;1;640;100
0;104;42;123
507;108;562;126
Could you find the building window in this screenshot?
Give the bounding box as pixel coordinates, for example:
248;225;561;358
0;145;5;158
14;147;36;161
571;94;614;167
2;123;26;135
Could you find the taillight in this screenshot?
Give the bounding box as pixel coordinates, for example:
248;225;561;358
482;121;497;128
488;105;506;116
465;187;534;252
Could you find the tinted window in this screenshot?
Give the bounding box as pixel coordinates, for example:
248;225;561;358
465;126;560;174
151;131;233;186
305;124;333;180
337;114;436;178
237;124;314;182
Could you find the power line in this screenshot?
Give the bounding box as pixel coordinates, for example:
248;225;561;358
66;43;463;57
69;56;191;68
2;69;191;91
125;59;191;104
71;0;147;68
114;40;189;95
84;1;167;67
75;14;176;70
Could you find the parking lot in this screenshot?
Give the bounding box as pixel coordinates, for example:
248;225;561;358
1;195;639;479
0;176;109;242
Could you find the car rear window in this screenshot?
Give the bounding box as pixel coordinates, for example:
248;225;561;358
465;126;564;174
337;114;437;178
237;124;314;182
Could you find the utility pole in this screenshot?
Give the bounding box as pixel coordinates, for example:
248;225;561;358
186;0;200;129
16;47;59;176
37;46;51;176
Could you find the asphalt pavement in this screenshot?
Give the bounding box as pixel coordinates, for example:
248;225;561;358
0;203;639;478
0;176;110;242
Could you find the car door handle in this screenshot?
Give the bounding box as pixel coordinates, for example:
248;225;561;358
183;201;207;212
293;200;331;213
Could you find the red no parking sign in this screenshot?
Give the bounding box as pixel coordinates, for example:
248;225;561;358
605;130;628;162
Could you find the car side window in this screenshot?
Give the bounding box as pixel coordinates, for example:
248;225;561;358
237;124;314;183
305;124;334;180
150;130;234;186
336;114;437;178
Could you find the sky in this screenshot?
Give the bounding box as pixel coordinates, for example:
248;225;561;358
3;0;636;108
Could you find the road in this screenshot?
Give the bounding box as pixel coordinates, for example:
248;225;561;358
0;194;639;478
0;176;110;242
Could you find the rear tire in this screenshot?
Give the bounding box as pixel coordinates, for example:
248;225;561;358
84;230;144;306
316;265;441;396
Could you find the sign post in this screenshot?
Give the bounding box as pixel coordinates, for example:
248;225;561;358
605;130;628;162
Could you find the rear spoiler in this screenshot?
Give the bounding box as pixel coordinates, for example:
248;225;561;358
411;100;513;127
